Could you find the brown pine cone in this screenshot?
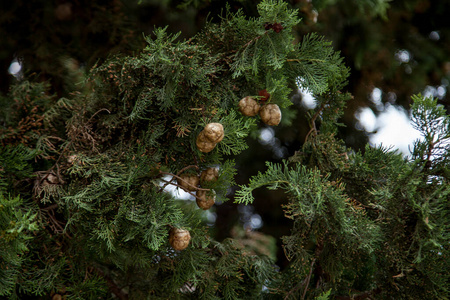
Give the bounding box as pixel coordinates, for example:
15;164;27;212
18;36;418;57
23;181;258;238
196;131;217;153
196;190;216;210
200;167;219;184
239;96;260;117
260;103;282;126
169;228;191;250
203;123;224;143
177;174;200;192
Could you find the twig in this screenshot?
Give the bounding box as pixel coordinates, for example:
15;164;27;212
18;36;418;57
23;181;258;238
242;34;264;49
177;165;199;175
424;140;434;170
157;166;199;193
160;171;210;191
87;108;111;124
159;178;207;201
304;102;326;143
284;258;316;300
304;127;315;143
301;258;316;299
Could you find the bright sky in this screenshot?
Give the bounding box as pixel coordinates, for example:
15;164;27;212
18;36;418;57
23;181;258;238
300;86;430;157
356;104;423;156
355;85;447;157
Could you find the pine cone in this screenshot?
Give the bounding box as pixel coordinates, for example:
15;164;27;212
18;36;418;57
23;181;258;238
196;131;217;153
239;96;260;117
200;167;219;184
169;228;191;250
177;174;200;192
260;103;282;126
196;190;215;210
203;123;224;143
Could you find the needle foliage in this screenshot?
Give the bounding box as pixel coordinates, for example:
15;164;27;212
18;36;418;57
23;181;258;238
0;1;448;299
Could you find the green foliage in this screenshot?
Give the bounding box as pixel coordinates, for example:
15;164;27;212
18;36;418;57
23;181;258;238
229;0;300;77
1;0;448;299
0;144;37;191
217;110;257;155
0;193;38;296
410;94;450;171
315;289;331;300
200;159;238;201
236;161;382;296
0;81;55;151
290;33;349;95
64;275;108;300
236;94;449;298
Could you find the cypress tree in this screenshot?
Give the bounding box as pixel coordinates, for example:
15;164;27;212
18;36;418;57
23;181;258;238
1;1;448;299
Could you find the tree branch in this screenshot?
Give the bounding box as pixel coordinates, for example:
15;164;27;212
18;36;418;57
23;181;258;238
301;258;316;300
284;258;316;300
160;171;210;191
159;178;208;202
157;166;199;193
304;102;326;143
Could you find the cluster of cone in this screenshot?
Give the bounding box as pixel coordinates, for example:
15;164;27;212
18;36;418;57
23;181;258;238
238;89;281;126
171;90;281;250
169;167;218;250
196;123;224;153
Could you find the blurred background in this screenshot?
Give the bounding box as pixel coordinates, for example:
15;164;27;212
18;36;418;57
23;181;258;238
1;0;449;268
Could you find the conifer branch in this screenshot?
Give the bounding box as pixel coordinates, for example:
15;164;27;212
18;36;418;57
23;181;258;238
159;171;210;191
157;166;199;192
301;258;316;300
424;140;434;170
305;102;326;142
283;258;316;300
286;58;326;63
159;178;209;201
242;34;264;49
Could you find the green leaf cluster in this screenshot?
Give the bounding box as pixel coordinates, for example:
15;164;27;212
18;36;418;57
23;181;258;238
0;194;38;296
6;1;445;299
236;94;449;298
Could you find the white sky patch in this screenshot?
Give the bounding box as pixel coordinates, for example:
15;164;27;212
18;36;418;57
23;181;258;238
250;214;263;229
159;175;193;200
437;86;446;98
369;104;423;156
395;49;411;63
429;31;440;41
238;204;263;230
423;86;437;98
369;87;384;110
8;59;22;77
424;84;448;100
296;77;317;109
259;127;275;145
299;88;317;109
355;107;377;132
